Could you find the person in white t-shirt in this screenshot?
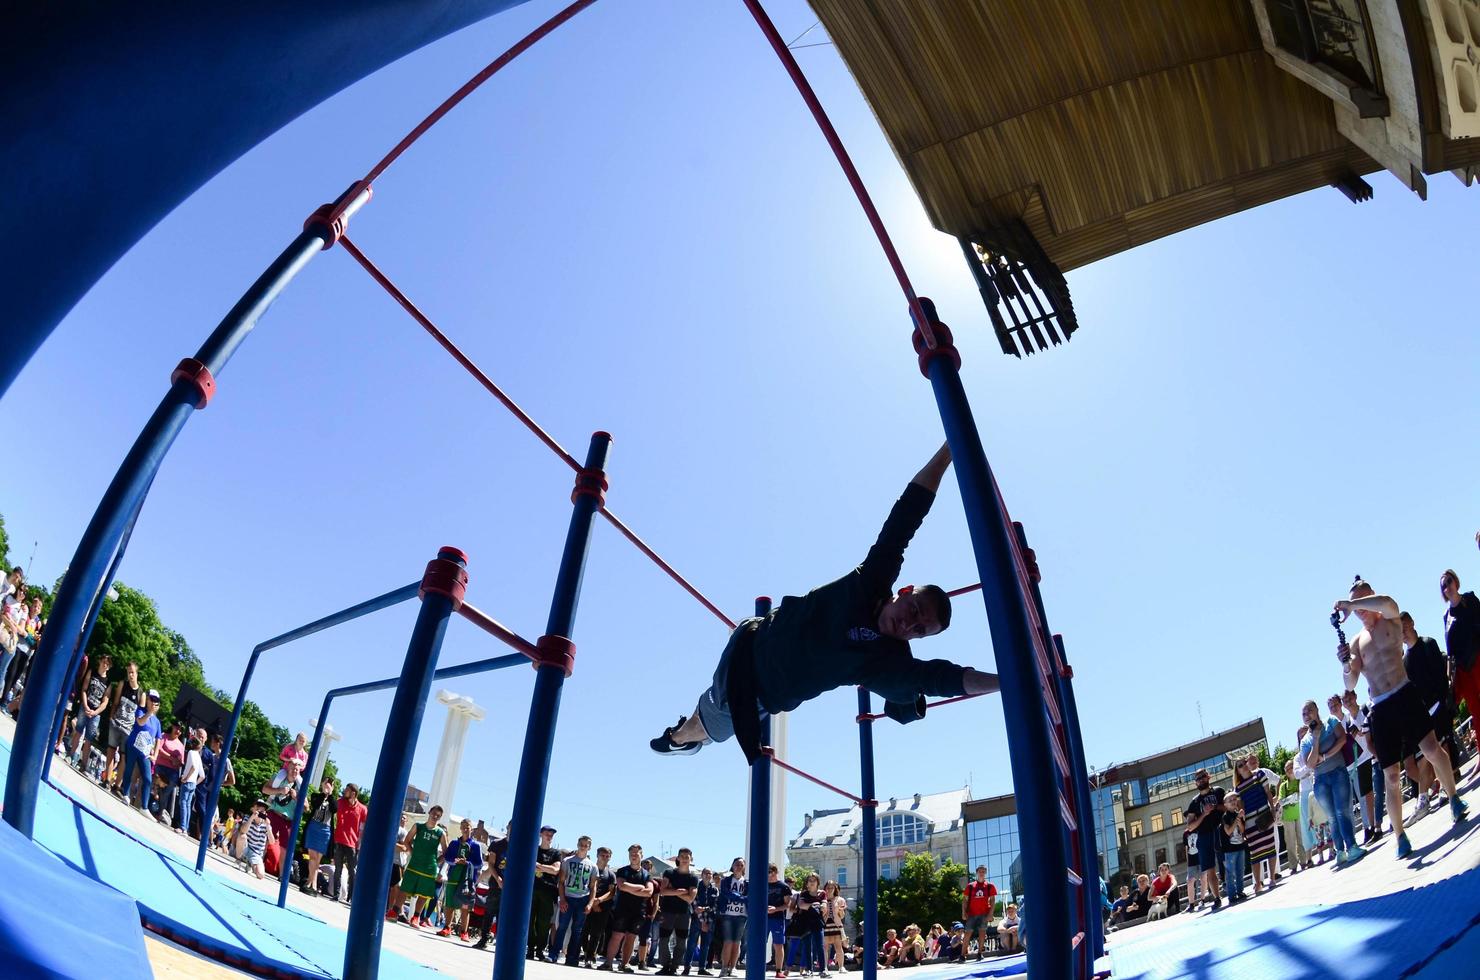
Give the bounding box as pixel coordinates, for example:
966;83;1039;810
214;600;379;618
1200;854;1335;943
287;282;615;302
177;735;206;836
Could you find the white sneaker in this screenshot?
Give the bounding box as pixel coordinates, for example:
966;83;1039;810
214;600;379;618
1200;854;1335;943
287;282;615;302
1411;794;1430;823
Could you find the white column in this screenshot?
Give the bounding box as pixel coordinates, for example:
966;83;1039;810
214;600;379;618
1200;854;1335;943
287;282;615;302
307;719;341;788
770;711;789;863
427;691;485;820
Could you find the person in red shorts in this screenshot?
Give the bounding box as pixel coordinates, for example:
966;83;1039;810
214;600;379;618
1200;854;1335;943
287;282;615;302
1442;568;1480;757
960;865;998;960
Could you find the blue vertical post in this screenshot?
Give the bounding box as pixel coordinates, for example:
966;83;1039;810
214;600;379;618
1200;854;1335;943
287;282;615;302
1056;635;1103;962
343;546;466;980
491;432;611;980
3;184;369;838
1013;522;1089;976
856;689;878;980
195;581;419;873
43;488;147;781
278;689;338;907
911;298;1072;978
744;597;773;980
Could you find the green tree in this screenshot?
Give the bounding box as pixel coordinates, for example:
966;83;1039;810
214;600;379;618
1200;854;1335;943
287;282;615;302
875;852;968;936
784;864;818;892
0;511;11;571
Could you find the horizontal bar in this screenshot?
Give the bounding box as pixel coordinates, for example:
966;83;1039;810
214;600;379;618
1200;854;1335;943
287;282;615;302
597;509;736;629
761;747;871;807
1059;791;1077;832
457;601;540;659
946;582;982;598
1071;932;1084;950
1066;868;1082;887
256;582;421;654
326;652;528;702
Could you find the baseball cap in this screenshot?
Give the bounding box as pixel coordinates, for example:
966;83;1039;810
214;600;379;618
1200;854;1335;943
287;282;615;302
540;824;557;833
147;689;160;700
951;921;964;931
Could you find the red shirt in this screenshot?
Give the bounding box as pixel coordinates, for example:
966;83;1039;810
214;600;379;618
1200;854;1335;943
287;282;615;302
1150;874;1175;898
333;798;368;848
963;880;998;917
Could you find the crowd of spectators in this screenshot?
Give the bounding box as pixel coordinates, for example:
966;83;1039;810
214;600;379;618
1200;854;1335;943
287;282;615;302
1;566;47;715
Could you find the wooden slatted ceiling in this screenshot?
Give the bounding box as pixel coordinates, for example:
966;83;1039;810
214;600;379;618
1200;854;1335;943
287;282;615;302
809;0;1380;271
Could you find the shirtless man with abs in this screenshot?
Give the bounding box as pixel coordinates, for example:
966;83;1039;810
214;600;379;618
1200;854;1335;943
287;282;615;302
1334;579;1468;860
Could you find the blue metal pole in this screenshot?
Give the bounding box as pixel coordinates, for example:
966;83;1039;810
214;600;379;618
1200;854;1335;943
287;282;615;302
276;652;527;907
279;690;339;907
42;486;148;781
195;580;420;872
3;222;344;838
913;299;1072;978
490;432;611;980
856;689;878;980
1012;523;1087;977
744;597;773;980
1056;635;1103;962
344;547;466;980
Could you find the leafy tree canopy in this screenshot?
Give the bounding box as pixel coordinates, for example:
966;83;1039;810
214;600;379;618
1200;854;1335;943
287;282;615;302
875;852;969;937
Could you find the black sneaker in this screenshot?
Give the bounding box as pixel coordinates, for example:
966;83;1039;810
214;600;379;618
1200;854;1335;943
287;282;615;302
650;716;702;757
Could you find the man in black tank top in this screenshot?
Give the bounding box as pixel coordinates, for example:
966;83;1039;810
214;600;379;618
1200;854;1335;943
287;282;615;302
106;661;143;792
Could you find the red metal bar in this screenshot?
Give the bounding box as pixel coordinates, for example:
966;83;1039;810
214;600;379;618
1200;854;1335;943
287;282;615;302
598;509;737;629
761;747;872;807
363;0;600;184
339;233;581;469
946;582;982;598
337;235;737;631
457;601;540;660
739;0;936;350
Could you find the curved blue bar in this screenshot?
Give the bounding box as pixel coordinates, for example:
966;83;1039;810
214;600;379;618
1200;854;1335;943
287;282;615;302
195;579;421;873
42;487;149;782
491;432;611;980
920;305;1073;979
3;226;331;840
1;1;530;399
344;548;464;980
275;651;526;907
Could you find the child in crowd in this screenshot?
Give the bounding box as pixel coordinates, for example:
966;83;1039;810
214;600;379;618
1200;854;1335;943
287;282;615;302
243;799;271;880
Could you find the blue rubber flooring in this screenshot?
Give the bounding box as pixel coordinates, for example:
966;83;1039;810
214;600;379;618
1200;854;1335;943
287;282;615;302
0;736;440;979
1105;868;1480;979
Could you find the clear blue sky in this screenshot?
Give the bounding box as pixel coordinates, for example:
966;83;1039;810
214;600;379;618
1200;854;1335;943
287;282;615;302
4;0;1478;870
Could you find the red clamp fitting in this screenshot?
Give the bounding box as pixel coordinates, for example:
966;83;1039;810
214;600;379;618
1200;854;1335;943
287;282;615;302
860;798;880;809
532;634;576;676
910;299;961;378
1023;546;1042;585
571;467;608;506
170;358;216;409
419;551;468;611
1060;663;1074;680
304;179;373;250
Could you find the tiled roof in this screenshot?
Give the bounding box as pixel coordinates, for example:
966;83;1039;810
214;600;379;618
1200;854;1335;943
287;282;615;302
789;788;967;849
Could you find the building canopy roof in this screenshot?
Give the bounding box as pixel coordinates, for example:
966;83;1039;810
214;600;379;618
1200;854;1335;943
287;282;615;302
808;0;1379;272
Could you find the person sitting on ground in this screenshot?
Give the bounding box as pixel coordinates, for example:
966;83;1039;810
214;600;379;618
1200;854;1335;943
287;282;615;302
947;923;967;963
878;929;901;969
1108;885;1133;927
651;445;1000;758
899;924;926;967
999;906;1020;953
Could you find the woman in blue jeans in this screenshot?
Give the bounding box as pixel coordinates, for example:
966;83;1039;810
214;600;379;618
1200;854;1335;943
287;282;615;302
1300;699;1366;864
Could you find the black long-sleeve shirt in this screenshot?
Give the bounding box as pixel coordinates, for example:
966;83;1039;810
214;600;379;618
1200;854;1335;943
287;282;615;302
1444;592;1480;673
750;483;967;717
1404;635;1451;711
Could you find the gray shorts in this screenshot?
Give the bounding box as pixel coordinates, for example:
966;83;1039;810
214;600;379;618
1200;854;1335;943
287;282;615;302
964;914;995;934
695;619;767;744
108;723;132;750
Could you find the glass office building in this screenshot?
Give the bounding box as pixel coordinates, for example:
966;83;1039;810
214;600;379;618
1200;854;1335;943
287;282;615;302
963;717;1268;898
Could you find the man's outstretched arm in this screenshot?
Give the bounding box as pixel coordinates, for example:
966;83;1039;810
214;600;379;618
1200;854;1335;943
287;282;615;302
860;442;953;593
911;442;952;493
